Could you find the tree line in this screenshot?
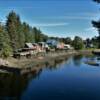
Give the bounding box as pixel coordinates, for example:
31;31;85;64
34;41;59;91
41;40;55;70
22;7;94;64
0;8;99;58
0;11;48;58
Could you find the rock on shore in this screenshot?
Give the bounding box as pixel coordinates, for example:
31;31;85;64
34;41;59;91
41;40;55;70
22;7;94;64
0;58;11;66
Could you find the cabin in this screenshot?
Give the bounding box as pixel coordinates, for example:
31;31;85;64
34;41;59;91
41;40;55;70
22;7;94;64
13;43;35;58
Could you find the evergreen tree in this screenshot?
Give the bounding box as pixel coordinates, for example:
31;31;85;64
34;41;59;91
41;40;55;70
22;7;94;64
22;22;33;43
33;27;40;42
6;11;21;50
16;15;25;48
0;23;4;49
0;23;12;58
0;11;49;57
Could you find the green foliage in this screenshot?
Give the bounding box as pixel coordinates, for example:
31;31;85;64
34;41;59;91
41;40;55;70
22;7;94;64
92;1;100;48
0;11;49;58
33;27;48;42
6;11;21;49
22;22;31;43
1;10;98;58
5;11;47;50
92;21;100;48
64;37;72;44
93;0;100;3
33;27;41;42
72;36;84;50
92;20;100;36
0;23;12;58
91;36;99;48
0;43;12;58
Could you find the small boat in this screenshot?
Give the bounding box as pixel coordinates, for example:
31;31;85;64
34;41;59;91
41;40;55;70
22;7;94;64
85;61;99;66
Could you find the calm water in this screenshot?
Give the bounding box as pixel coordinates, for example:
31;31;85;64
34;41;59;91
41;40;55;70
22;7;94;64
0;55;100;100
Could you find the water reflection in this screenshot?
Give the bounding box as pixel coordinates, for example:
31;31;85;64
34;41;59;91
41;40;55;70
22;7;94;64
0;73;27;100
72;54;83;66
0;66;45;100
84;55;100;67
46;58;68;71
21;54;100;100
0;57;69;100
0;55;100;100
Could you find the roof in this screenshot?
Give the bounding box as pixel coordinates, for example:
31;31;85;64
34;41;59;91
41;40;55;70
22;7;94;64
32;43;38;46
46;39;59;46
25;43;33;48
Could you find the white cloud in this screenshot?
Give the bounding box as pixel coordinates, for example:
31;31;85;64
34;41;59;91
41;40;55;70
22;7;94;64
32;23;69;27
77;12;100;16
33;16;95;21
32;15;92;20
60;16;91;20
33;12;99;20
85;27;97;31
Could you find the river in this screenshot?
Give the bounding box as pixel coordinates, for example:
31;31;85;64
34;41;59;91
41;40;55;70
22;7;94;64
0;54;100;100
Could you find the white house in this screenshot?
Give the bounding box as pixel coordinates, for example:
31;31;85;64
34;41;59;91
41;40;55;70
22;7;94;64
64;44;73;50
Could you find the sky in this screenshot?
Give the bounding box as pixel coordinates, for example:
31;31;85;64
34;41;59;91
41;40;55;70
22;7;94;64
0;0;100;39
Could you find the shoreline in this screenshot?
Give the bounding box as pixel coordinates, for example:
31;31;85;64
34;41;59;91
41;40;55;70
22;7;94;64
0;50;93;74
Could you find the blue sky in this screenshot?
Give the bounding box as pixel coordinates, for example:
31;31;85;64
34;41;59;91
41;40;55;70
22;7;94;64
0;0;100;39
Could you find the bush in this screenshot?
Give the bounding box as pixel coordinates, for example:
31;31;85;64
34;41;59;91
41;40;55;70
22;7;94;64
0;43;12;58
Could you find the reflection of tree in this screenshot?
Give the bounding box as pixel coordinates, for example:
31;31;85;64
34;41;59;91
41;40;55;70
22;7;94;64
45;58;67;71
0;56;70;99
72;55;83;66
0;73;28;100
0;67;43;100
45;60;58;71
84;54;95;61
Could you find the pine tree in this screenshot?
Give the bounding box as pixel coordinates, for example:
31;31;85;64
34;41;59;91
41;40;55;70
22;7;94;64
0;23;12;58
22;22;33;43
6;11;22;50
